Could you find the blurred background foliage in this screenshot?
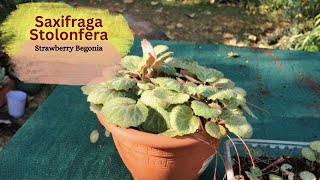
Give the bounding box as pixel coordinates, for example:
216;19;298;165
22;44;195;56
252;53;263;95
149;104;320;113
0;0;319;52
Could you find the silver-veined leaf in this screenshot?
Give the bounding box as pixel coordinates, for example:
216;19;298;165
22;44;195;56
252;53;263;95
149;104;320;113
301;147;316;161
140;90;168;108
154;45;169;55
205;121;226;139
224;114;253;138
159;63;177;76
121;55;144;72
187;65;224;82
89;103;103;113
184;82;198;95
191;101;221;118
151;77;183;92
170;105;199;135
141;107;168;133
209;89;237;100
137;81;155;90
153;87;190;104
197;85;218;97
310;141;320;153
108;77;136;91
101;97;148;128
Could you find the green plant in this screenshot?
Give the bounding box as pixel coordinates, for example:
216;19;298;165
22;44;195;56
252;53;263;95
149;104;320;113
82;39;255;139
295;14;320;51
301;140;320;163
0;67;8;88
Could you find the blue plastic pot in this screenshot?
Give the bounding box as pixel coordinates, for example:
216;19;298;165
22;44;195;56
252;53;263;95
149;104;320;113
6;90;27;118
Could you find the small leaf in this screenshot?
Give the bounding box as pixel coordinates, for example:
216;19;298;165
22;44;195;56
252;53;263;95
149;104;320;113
184;82;198;95
102;97;149;128
250;148;264;157
153;87;190;104
89;103;103;113
191;101;221;118
90;130;99;143
121;55;144;72
151;77;183;92
280;163;292;172
310;141;320;153
82;83;106;95
153;45;169;55
104;130;111;137
209;89;237;100
137;81;155;90
245;171;259;180
301;147;316;161
197;85;218;97
299;171;316;180
141;107;168;133
269;174;283;180
250;166;263;177
224;114;253;138
205;121;226;139
108;77;136;91
170;105;199;135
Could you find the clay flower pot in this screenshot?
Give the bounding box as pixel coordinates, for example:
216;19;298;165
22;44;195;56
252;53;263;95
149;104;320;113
97;114;220;180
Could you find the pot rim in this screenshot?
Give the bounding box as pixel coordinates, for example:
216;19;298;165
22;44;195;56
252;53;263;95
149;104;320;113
96;113;218;149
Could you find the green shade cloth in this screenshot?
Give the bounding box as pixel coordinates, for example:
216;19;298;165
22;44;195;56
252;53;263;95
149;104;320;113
0;39;319;179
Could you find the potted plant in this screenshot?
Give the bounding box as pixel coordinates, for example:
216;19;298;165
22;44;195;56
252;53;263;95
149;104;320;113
0;67;12;107
224;139;320;180
82;39;256;180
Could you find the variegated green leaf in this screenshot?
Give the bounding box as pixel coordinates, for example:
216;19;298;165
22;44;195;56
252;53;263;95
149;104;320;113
310;141;320;153
108;77;136;91
224;114;253;138
137;81;155;90
154;45;169;55
87;86;130;104
221;98;239;110
188;65;224;82
184;82;198;95
153;87;190;104
151;77;183;92
301;147;316;161
159;63;177;76
140;90;168;108
101;97;148;128
141;107;168;133
82;83;107;95
170;105;199;135
250;167;263;177
191;101;221;118
197;85;218;97
166;58;198;69
214;78;235;89
209;89;237;100
89;103;103;113
121;55;144;72
153;52;174;68
299;171;316;180
205;121;226;139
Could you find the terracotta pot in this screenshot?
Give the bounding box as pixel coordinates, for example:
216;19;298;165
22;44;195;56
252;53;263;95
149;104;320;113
97;114;220;180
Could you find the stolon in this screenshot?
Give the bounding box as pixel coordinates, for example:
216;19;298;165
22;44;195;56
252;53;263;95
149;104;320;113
0;39;319;179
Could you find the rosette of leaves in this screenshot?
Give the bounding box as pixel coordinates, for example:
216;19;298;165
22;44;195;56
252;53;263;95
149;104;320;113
82;39;256;139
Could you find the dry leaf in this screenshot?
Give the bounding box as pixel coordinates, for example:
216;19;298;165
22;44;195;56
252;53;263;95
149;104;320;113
186;13;196;18
90;130;99;143
248;34;257;41
105;130;111;137
224;52;240;59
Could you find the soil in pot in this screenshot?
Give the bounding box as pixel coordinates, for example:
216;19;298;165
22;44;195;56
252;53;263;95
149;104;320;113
97;114;220;180
232;155;320;179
